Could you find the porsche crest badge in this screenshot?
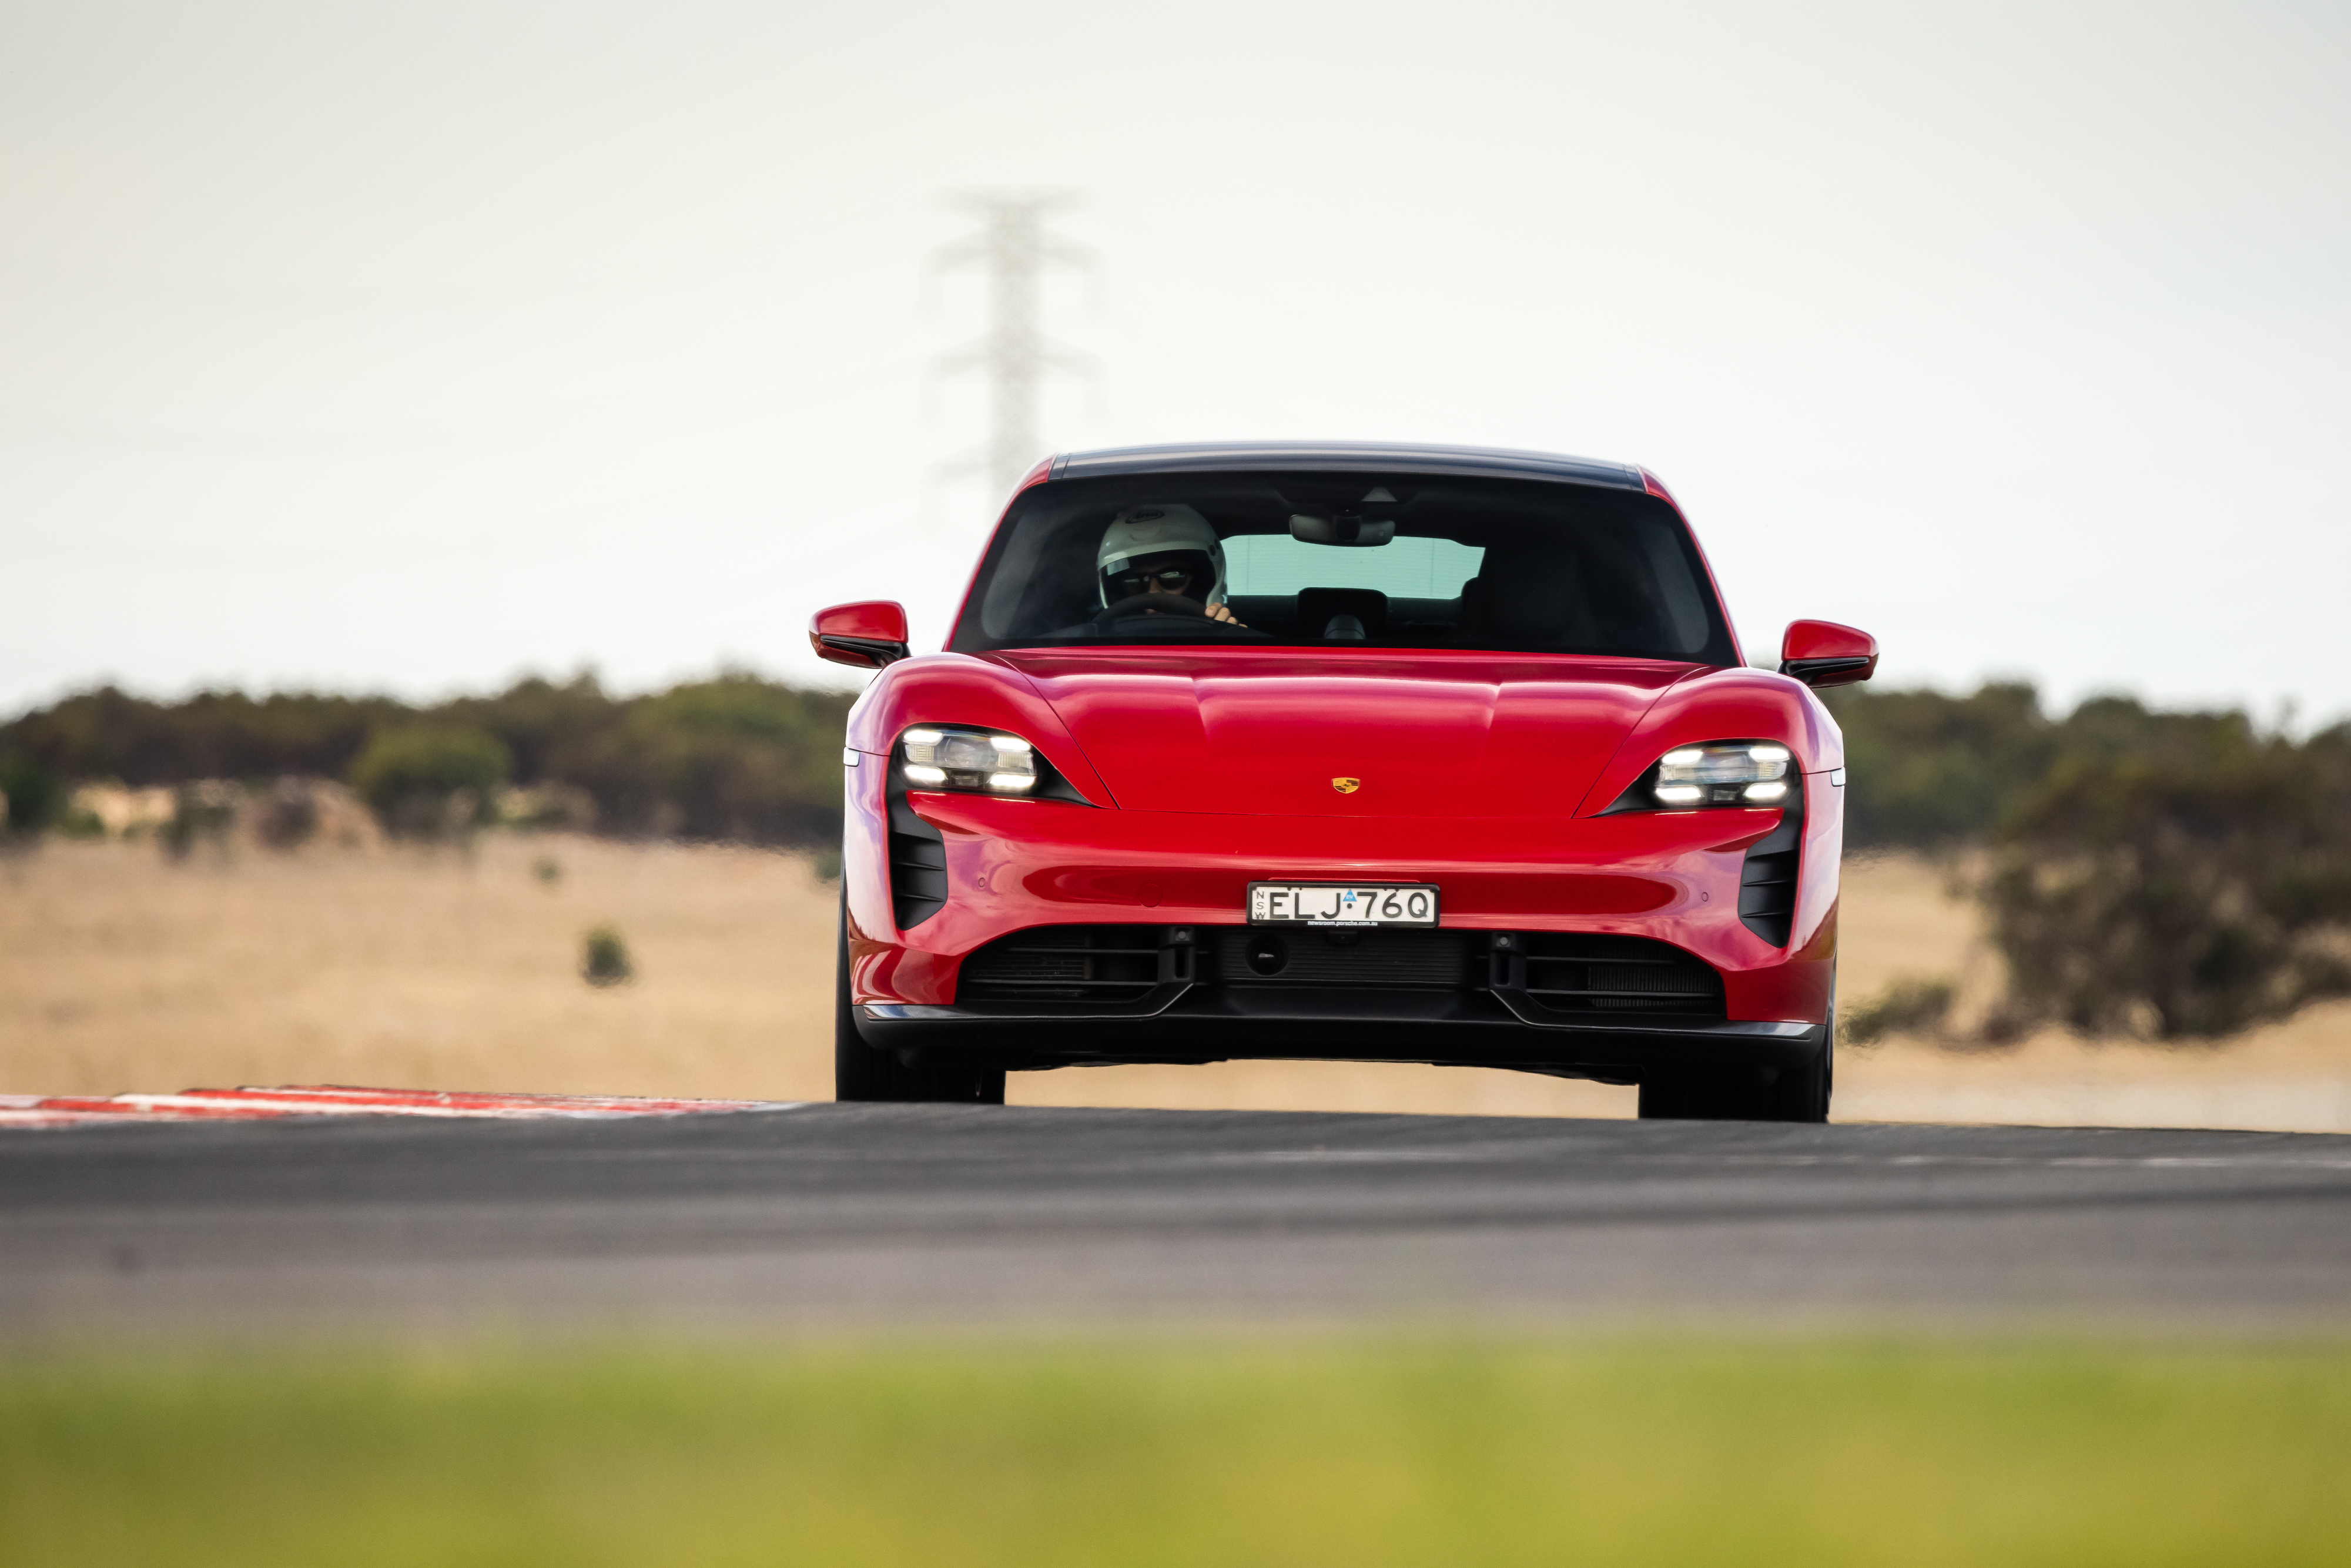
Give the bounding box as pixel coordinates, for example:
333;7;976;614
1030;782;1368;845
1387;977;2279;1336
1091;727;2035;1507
1331;777;1362;794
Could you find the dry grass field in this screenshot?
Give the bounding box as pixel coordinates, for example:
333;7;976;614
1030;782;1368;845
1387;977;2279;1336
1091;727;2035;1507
5;834;2351;1130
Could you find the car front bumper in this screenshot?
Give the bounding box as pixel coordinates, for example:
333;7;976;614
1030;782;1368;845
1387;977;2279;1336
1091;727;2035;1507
842;766;1841;1077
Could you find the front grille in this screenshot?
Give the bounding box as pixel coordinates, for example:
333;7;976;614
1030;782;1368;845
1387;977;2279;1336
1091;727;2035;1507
952;920;1724;1023
1210;927;1476;989
1513;933;1724;1016
957;925;1185;1003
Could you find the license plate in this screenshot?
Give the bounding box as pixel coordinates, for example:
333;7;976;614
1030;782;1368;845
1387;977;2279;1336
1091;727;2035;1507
1247;882;1439;928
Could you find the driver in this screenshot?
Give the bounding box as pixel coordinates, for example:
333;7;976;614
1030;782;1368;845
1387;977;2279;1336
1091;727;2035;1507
1096;505;1245;626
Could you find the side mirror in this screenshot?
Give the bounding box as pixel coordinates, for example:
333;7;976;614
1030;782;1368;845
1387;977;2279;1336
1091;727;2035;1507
1779;619;1878;688
809;601;912;669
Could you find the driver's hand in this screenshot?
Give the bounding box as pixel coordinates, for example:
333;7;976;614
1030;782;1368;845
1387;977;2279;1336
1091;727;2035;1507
1206;602;1245;627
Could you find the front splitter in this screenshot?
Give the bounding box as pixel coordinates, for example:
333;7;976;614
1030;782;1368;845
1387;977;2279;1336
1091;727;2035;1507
856;986;1824;1080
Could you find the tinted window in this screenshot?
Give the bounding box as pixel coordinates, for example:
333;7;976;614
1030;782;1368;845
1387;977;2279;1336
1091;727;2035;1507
952;471;1736;664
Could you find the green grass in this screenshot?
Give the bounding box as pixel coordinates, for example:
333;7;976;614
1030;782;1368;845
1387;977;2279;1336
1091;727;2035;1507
3;1337;2346;1566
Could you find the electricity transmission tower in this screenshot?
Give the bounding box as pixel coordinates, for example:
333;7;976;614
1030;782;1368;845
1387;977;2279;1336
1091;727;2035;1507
930;192;1096;497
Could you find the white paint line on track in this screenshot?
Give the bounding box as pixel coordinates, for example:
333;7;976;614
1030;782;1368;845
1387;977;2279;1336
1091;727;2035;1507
0;1086;803;1130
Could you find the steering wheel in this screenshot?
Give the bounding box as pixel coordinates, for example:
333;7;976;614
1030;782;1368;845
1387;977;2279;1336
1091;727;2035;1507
1093;592;1207;628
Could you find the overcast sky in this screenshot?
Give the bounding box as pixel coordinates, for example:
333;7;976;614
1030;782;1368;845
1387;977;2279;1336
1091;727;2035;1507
2;0;2345;721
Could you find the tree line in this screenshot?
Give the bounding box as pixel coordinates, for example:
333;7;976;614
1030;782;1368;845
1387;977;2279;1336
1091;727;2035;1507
0;673;855;848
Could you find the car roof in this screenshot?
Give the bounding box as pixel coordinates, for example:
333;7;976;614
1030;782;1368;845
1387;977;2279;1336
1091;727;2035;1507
1049;440;1647;492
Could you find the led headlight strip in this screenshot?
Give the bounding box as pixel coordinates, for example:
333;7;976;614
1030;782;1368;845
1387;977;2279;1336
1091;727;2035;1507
899;726;1040;795
1643;741;1791;808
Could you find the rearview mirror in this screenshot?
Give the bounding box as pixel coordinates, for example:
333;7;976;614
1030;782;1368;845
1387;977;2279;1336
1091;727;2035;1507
1779;619;1877;687
1289;513;1394;547
809;601;912;669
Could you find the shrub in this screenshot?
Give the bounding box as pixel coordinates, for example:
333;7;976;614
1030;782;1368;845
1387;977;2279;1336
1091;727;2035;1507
159;781;240;860
0;756;63;836
1981;718;2351;1039
1842;976;1957;1045
250;778;322;849
348;726;511;838
581;924;632;987
55;805;108;839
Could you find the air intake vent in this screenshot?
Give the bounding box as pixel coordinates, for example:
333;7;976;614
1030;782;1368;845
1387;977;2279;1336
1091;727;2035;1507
1737;780;1805;947
957;925;1188;1003
1509;933;1724;1017
886;795;947;929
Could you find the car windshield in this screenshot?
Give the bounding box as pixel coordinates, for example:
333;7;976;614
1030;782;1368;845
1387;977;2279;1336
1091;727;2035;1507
949;471;1737;664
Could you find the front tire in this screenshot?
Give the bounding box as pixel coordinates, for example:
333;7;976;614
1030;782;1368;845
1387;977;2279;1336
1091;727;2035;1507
833;894;1006;1105
1637;980;1834;1124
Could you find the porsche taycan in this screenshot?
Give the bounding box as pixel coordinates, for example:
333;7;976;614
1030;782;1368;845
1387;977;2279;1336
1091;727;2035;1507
813;441;1876;1120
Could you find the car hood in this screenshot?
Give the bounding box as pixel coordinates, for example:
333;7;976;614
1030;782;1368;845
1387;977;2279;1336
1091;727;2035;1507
989;649;1700;816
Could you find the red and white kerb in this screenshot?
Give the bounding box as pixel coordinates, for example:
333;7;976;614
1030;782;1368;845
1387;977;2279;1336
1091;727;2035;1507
0;1085;799;1130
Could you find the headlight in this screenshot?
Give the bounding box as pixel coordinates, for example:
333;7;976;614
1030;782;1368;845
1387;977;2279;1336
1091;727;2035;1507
900;726;1038;795
1645;741;1791;808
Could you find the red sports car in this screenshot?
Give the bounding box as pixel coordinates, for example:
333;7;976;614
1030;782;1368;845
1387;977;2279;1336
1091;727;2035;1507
812;442;1876;1120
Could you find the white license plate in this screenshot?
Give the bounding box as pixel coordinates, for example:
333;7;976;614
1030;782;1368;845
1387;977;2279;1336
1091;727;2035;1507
1247;882;1439;928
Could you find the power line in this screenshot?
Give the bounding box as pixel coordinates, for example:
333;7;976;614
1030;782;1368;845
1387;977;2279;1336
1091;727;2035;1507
929;192;1096;497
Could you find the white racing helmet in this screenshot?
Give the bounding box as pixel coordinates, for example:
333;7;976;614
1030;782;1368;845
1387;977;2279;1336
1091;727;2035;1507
1095;504;1227;608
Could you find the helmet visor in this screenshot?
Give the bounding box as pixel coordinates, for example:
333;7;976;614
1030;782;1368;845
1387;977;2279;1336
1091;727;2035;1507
1101;550;1217;604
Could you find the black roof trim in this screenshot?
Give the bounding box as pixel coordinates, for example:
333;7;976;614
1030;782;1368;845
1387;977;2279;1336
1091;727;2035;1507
1050;440;1645;491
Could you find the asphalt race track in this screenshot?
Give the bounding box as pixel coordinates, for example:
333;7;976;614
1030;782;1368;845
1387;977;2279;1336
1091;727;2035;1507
4;1105;2349;1332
